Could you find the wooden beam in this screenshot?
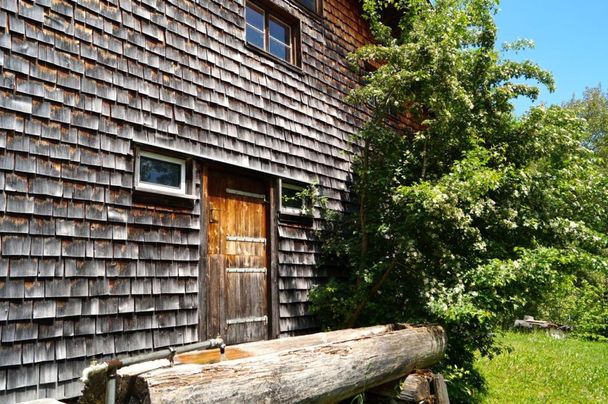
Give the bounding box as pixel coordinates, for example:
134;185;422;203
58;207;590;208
199;163;209;340
432;373;450;404
111;324;446;404
268;178;280;339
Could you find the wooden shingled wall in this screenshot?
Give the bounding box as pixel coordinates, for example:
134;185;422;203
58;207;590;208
0;0;374;401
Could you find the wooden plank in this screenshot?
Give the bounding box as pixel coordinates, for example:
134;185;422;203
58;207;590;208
199;164;209;340
217;175;227;340
206;169;222;340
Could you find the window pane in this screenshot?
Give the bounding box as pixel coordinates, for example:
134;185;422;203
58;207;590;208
140;156;182;188
269;17;290;45
246;25;265;49
297;0;317;12
282;186;303;210
269;39;290;62
246;5;264;30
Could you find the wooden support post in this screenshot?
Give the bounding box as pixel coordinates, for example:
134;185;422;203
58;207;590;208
367;371;433;403
432;373;450;404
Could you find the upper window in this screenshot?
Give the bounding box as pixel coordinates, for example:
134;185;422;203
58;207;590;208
296;0;321;13
280;180;312;216
246;2;298;65
135;151;187;196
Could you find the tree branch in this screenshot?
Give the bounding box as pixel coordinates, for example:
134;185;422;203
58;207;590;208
345;256;399;328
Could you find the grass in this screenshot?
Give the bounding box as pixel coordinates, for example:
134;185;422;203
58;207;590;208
475;331;608;403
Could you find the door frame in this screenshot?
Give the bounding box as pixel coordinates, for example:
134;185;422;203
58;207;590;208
198;162;280;342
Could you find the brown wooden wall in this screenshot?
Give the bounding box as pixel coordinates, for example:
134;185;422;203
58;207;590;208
0;0;374;401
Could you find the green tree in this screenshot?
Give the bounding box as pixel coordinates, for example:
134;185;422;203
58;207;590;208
563;84;608;158
311;0;608;401
534;84;608;341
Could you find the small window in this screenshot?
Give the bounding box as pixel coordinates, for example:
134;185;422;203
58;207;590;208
135;151;186;195
246;2;298;65
280;181;311;216
296;0;321;13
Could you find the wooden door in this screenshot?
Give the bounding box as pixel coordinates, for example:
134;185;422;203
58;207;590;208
206;170;269;344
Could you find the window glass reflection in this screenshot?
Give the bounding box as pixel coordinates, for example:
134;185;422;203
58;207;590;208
246;25;265;49
140;156;182;188
269;18;289;44
270;39;289;62
298;0;317;12
246;5;264;30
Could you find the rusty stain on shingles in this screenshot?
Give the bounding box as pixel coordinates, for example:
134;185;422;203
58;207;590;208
0;0;387;401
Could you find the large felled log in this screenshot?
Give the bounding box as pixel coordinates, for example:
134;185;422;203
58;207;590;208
112;324;446;404
513;315;571;332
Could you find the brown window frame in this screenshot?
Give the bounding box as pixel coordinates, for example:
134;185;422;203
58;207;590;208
295;0;322;15
245;1;302;67
279;180;312;217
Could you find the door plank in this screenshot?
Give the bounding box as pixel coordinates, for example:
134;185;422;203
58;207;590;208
199;166;209;340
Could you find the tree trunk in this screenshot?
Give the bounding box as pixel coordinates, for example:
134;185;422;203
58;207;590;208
109;324;446;404
345;257;398;328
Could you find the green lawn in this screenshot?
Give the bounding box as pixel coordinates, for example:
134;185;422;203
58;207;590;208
475;331;608;403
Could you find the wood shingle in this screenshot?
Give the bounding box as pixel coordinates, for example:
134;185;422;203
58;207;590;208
0;0;385;401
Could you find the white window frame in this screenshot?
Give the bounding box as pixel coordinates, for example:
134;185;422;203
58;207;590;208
135;150;187;196
280;180;310;216
268;14;292;63
245;2;266;51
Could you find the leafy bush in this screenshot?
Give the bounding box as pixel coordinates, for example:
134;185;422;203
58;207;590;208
538;274;608;341
310;0;608;401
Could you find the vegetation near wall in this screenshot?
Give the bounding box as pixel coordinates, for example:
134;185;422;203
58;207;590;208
310;0;608;401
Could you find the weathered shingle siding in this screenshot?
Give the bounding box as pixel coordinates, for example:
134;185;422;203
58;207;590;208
0;0;373;401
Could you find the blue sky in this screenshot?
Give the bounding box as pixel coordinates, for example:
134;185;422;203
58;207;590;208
494;0;608;114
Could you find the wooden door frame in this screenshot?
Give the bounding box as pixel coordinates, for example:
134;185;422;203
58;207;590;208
198;162;280;342
268;177;280;339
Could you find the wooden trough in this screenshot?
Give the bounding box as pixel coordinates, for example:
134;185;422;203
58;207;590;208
81;324;447;404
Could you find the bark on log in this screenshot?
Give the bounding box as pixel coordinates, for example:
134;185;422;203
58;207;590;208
367;371;432;403
113;324;446;404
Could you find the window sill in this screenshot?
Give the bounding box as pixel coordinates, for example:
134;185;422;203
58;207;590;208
133;186;197;208
245;42;304;76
